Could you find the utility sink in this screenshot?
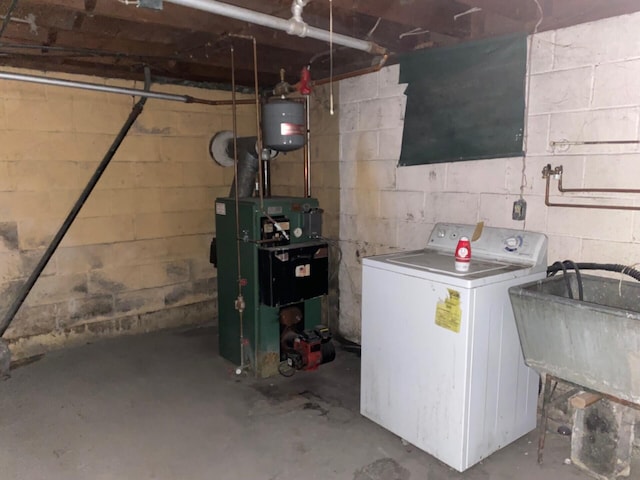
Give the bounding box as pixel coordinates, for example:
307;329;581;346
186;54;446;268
509;274;640;404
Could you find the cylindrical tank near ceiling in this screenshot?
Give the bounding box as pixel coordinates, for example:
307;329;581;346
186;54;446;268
263;99;305;152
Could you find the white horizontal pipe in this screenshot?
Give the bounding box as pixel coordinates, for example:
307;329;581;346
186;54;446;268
164;0;382;54
0;71;190;101
0;71;254;105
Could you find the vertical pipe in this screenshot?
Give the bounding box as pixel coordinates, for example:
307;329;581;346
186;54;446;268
303;95;311;197
0;69;151;337
251;37;264;207
230;45;247;371
264;160;272;197
250;37;262;374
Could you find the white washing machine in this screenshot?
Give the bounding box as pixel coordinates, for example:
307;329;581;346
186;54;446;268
360;223;547;472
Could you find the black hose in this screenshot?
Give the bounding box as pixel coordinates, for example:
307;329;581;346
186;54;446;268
547;262;640;282
560;261;572;299
546;261;640;301
548;260;573;299
562;260;583;301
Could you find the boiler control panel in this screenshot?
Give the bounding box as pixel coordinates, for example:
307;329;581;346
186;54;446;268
261;215;290;243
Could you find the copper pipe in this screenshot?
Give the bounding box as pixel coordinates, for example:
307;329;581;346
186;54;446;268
550;140;640;147
251;37;264;206
303;94;311;197
190;98;254;106
311;53;390;86
231;34;264;204
230;34;265;374
231;44;248;372
543;165;640;211
558;175;640;194
273;95;309;196
248;35;262;371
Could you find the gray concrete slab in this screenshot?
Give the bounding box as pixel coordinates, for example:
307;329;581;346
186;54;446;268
0;327;630;479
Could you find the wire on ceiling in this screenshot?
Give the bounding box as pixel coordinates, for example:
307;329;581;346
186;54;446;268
0;13;37;34
366;17;382;39
398;27;430;40
453;7;482;21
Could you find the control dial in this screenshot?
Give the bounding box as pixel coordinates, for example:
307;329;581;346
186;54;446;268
504;235;523;252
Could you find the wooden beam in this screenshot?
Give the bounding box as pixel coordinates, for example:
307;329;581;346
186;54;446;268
316;0;472;37
0;3;320;71
457;0;539;21
0;22;287;73
470;9;529;38
0;49;282;85
570;392;602;410
537;0;640;32
1;0;333;54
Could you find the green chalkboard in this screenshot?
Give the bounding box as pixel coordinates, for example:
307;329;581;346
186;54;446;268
398;34;527;166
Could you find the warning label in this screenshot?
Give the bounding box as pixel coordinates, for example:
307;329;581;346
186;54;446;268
435;289;462;333
295;264;311;277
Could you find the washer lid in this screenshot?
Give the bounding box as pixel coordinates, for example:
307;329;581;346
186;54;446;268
388;251;519;278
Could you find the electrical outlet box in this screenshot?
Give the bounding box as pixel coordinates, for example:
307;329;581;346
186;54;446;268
512;198;527;221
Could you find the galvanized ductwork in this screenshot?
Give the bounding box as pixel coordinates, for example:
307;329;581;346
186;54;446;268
210;130;261;197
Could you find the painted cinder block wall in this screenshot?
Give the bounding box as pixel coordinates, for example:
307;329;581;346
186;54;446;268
0;68;256;359
333;11;640;342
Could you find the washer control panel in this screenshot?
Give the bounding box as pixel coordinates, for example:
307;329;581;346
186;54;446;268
428;223;547;268
504;235;523;252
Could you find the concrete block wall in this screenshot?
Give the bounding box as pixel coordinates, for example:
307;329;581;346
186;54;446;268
0;68;256;359
335;11;640;342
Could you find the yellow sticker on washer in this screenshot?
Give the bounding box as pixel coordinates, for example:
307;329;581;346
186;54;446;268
435;289;462;333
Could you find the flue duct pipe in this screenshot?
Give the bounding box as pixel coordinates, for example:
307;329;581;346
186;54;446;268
0;71;254;106
163;0;386;55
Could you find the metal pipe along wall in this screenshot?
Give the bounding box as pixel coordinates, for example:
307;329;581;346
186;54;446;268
0;71;254;106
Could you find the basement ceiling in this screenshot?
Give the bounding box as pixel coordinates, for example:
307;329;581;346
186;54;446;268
0;0;638;88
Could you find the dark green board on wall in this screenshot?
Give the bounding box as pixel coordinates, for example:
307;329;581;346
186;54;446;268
398;34;527;166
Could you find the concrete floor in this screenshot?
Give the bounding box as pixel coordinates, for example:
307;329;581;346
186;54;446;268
0;326;626;479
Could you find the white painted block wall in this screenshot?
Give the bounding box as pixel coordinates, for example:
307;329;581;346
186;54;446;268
337;11;640;342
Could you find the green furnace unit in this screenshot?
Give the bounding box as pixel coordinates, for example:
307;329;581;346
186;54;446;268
213;196;332;378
